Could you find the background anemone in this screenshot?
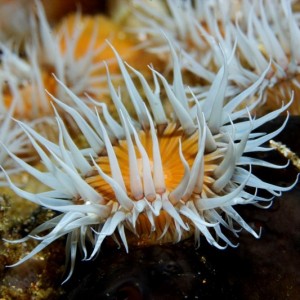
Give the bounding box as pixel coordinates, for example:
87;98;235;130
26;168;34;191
1;43;296;282
0;0;158;122
125;0;300;115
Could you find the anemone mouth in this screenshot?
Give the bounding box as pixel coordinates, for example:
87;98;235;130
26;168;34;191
82;122;224;244
87;124;223;199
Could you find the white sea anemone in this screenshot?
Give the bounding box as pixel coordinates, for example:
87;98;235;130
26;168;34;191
129;0;236;54
233;0;300;114
32;0;112;98
130;0;300;114
1;43;296;282
0;0;130;118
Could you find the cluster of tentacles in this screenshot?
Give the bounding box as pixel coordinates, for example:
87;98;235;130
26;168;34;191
0;0;299;282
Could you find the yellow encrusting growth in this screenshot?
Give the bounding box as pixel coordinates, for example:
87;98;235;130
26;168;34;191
270;139;300;171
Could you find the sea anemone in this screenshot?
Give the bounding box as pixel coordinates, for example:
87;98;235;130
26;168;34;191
233;0;300;114
127;0;245;68
129;0;300;115
1;43;296;282
0;0;156;120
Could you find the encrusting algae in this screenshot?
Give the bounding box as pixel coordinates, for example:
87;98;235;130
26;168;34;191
0;172;65;299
